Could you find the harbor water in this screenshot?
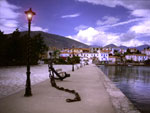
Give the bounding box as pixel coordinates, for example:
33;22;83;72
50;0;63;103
98;65;150;113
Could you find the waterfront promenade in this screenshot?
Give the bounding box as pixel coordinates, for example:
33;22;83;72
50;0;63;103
0;64;140;113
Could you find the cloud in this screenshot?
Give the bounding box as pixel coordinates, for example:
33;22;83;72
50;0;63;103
77;0;121;7
74;25;89;31
77;0;150;10
67;25;150;47
111;18;143;27
120;39;148;47
67;27;120;46
0;0;20;34
96;17;142;31
0;0;20;19
131;9;150;18
31;25;48;32
24;24;48;32
74;0;150;46
130;19;150;35
61;13;80;18
119;32;136;42
96;16;120;26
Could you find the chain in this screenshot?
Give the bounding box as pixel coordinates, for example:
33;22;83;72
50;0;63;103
48;55;81;102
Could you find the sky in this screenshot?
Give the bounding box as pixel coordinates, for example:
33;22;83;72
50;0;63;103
0;0;150;47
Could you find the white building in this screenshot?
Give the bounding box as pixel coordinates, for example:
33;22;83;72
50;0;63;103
99;50;109;61
78;53;99;64
125;54;148;62
60;52;70;57
141;49;150;56
109;56;121;63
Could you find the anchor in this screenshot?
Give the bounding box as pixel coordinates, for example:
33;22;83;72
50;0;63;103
48;52;81;102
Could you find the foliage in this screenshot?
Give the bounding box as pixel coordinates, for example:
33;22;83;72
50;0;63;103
136;50;141;54
144;59;150;65
72;56;80;64
54;56;80;64
126;60;133;63
124;48;141;56
0;29;48;66
53;49;60;61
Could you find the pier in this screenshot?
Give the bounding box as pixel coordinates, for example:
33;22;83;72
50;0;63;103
0;64;140;113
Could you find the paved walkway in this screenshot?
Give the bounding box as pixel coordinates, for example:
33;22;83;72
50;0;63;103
0;64;75;99
0;64;116;113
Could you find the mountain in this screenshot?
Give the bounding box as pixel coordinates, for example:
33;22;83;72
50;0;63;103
136;44;150;51
104;44;150;51
19;31;89;48
119;45;128;49
104;44;117;48
90;45;102;48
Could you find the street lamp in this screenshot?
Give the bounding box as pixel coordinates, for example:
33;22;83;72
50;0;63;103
24;8;36;97
72;46;74;71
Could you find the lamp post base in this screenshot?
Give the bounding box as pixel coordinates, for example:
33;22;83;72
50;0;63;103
24;89;32;97
24;72;32;97
72;64;74;71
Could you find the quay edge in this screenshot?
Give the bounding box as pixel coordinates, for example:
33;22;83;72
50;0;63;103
96;65;141;113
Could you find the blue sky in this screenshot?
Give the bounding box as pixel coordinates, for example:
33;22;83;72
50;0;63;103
0;0;150;47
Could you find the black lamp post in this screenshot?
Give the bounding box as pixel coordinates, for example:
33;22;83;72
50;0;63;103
72;46;74;72
24;8;36;97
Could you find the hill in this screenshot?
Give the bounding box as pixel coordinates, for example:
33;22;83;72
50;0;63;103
104;44;117;48
104;44;150;51
20;31;89;49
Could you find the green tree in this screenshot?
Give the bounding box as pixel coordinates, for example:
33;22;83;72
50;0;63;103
53;49;60;61
0;29;48;66
72;56;80;64
0;30;8;66
30;33;48;64
136;50;141;54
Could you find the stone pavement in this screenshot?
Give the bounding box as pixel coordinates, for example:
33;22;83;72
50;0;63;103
0;64;116;113
0;64;140;113
0;64;76;99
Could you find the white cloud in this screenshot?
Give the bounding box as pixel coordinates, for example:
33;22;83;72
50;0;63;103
77;0;121;7
111;18;143;27
130;19;150;35
131;9;150;18
77;0;150;10
96;17;143;32
0;0;20;19
74;25;89;31
74;0;150;46
0;0;20;34
67;25;150;47
119;32;136;42
24;24;48;32
61;13;80;18
0;19;18;28
96;16;120;26
31;26;48;32
121;39;147;47
67;27;120;46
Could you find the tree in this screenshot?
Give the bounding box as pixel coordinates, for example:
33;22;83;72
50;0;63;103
127;48;130;53
53;49;60;61
0;30;8;66
144;59;150;65
30;33;48;64
0;29;48;66
136;50;141;54
124;48;131;56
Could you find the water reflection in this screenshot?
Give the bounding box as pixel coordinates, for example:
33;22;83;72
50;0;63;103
98;65;150;113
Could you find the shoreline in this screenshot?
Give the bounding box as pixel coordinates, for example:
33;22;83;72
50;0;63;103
95;65;141;113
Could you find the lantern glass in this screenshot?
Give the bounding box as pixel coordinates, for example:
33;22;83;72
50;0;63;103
27;13;33;20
